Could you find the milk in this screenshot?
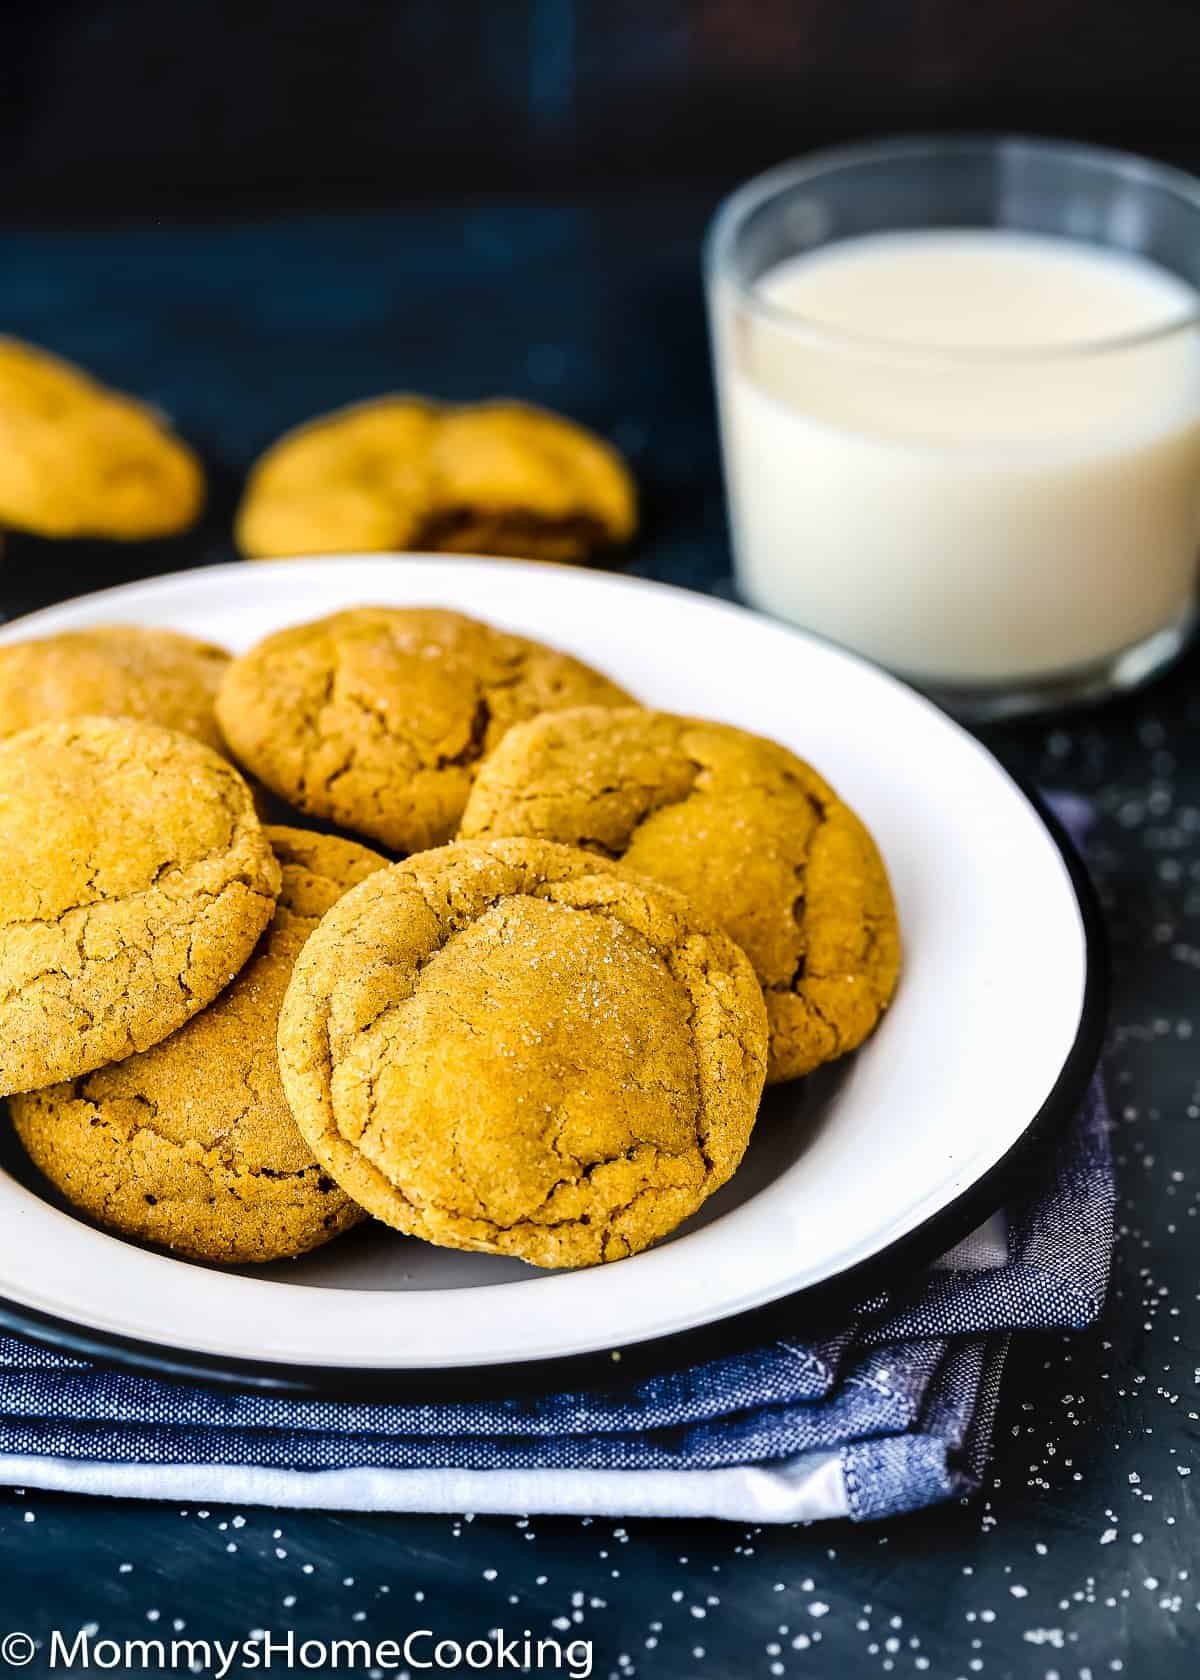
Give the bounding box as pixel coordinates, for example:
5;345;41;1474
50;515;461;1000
712;230;1200;688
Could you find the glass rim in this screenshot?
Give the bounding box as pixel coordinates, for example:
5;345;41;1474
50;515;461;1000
704;133;1200;364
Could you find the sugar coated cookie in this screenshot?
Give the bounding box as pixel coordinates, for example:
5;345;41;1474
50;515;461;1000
459;708;900;1082
10;828;384;1263
216;607;635;853
277;837;768;1268
0;717;280;1094
0;625;229;750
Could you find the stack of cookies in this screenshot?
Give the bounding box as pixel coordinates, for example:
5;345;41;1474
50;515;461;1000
0;607;898;1270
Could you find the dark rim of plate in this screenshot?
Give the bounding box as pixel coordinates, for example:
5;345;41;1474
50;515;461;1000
0;783;1107;1404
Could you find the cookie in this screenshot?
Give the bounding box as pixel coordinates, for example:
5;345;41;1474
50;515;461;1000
0;338;204;540
216;607;635;853
0;717;280;1095
235;396;636;563
235;398;438;560
459;708;900;1083
10;828;384;1264
420;402;638;561
0;625;229;750
277;837;767;1268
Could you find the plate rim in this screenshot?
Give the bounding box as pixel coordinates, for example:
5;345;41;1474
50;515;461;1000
0;562;1109;1401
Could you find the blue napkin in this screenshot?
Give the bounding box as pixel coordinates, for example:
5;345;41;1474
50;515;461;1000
0;806;1112;1523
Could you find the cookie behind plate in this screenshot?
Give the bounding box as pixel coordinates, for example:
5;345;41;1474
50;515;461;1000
0;338;204;540
235;395;635;563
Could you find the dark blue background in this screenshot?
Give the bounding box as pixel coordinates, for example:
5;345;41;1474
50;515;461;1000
2;0;1200;217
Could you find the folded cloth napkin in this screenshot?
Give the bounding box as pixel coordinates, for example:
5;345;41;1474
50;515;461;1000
0;803;1112;1524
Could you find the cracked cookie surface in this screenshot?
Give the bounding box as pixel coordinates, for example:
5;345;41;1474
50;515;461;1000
216;607;635;854
10;828;384;1263
459;708;900;1083
235;395;636;563
277;837;767;1268
0;338;204;539
0;625;229;750
0;717;281;1094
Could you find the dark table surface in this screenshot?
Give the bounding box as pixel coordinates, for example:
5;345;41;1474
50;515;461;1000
0;198;1196;1679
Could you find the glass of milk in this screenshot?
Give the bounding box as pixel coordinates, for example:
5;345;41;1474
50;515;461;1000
706;137;1200;718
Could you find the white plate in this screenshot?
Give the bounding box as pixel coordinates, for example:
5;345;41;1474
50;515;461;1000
0;558;1102;1395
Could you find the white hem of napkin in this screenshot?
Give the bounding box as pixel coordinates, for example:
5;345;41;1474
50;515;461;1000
0;1451;849;1522
930;1211;1008;1271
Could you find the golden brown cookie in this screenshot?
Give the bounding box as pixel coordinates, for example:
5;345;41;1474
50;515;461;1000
236;398;438;560
9;828;385;1264
459;708;900;1084
0;338;204;539
420;402;637;561
0;625;229;750
277;837;767;1269
216;607;636;853
0;717;280;1095
235;395;636;563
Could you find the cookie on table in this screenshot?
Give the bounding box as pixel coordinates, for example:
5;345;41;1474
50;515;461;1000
0;338;204;540
10;828;384;1264
235;395;636;564
459;708;900;1084
0;717;280;1095
420;401;637;561
216;606;636;854
277;837;768;1269
235;398;437;561
0;625;229;750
